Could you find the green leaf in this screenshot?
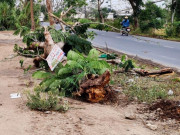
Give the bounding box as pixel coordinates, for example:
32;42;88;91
58;67;72;77
99;68;108;75
87;48;100;60
67;60;83;69
67;50;84;61
32;71;52;79
87;60;110;70
121;55;126;63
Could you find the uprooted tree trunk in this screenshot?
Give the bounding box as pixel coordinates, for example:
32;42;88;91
30;27;66;67
75;70;111;103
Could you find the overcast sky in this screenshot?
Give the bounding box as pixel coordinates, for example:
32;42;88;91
101;0;167;10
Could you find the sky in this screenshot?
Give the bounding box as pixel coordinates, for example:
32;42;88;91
101;0;167;10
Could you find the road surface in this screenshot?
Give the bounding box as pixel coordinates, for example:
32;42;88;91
41;22;180;70
91;29;180;70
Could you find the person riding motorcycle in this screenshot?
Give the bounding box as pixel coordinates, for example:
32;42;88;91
121;16;130;35
121;16;130;28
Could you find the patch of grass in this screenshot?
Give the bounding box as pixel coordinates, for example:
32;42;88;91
26;85;69;112
124;84;168;103
112;70;180;103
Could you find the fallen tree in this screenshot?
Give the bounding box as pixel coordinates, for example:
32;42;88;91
32;27;66;67
32;49;112;102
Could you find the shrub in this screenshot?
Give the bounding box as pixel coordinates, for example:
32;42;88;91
26;85;69;112
79;18;91;24
166;22;180;37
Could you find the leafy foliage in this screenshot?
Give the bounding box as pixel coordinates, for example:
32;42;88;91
0;2;16;30
119;55;135;72
65;34;92;55
166;21;180;37
16;1;40;28
139;2;165;32
32;49;110;96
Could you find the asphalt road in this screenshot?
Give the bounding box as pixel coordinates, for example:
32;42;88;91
41;22;180;70
91;29;180;70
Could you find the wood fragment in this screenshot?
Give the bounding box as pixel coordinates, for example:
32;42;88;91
133;68;173;76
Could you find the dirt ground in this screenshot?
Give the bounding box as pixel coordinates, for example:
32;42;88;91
0;31;179;135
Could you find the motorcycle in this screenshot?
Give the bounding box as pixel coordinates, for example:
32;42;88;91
121;27;131;36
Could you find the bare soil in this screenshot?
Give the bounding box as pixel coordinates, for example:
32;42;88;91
149;100;180;121
0;31;179;135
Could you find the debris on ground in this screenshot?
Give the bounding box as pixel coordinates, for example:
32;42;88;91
75;70;111;103
10;93;21;99
133;68;174;76
99;53;117;59
106;59;121;65
148;100;180;121
145;122;158;131
167;89;174;96
124;111;136;120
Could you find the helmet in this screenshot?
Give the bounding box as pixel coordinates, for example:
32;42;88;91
125;16;128;19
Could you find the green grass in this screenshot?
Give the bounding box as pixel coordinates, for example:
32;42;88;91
112;70;180;103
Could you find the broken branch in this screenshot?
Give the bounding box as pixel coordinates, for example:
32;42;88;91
133;68;174;76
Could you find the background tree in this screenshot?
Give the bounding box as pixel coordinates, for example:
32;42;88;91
139;2;165;32
97;0;105;23
30;0;35;30
174;0;180;21
46;0;54;25
90;0;105;23
0;2;16;30
171;0;177;23
0;0;15;7
128;0;143;28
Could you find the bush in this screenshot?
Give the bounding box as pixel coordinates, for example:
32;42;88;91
166;22;180;37
79;18;91;24
26;85;69;112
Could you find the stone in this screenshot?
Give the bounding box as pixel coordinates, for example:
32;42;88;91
44;111;51;114
124;111;136;120
146;123;158;131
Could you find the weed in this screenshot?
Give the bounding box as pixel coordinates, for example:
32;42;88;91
119;55;135;72
19;59;24;68
24;65;32;74
26;85;69;112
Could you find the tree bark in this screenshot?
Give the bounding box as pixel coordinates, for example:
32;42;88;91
46;0;54;26
98;0;104;23
171;0;177;24
128;0;139;28
134;16;139;28
30;0;35;30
